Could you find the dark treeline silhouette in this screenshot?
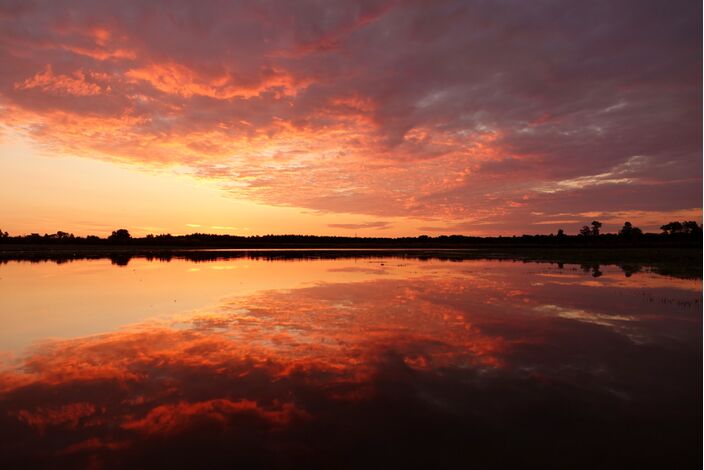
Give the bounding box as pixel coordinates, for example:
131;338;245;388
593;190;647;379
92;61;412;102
0;220;701;249
1;221;701;278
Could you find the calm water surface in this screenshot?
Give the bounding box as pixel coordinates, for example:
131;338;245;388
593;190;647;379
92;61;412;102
0;255;701;468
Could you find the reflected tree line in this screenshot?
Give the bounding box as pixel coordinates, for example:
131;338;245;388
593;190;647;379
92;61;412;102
0;220;701;249
0;250;698;280
560;262;641;278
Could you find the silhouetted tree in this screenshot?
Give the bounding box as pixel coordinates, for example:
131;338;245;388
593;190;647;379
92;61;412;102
660;221;683;234
556;228;565;238
619;221;633;235
619;222;642;238
0;229;8;239
590;221;602;236
108;229;131;243
682;221;702;235
55;231;74;240
579;225;592;236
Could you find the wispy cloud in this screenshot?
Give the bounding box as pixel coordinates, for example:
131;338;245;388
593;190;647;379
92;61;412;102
532;220;580;225
327;221;391;230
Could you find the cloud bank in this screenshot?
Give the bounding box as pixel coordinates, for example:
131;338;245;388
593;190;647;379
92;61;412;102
0;0;700;232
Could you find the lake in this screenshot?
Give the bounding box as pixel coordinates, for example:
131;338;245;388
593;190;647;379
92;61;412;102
0;253;701;468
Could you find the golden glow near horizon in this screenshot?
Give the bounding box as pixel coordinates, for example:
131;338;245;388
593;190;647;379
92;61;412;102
2;129;699;237
0;129;423;237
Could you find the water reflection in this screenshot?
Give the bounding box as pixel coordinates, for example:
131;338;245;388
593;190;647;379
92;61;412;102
1;248;700;280
0;259;700;468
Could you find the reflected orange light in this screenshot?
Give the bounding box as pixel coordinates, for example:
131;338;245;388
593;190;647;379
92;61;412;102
0;258;700;466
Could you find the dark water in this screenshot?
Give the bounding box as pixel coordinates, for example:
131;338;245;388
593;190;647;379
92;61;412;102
0;255;701;468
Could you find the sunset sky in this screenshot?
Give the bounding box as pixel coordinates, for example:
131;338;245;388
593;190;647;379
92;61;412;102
0;0;701;237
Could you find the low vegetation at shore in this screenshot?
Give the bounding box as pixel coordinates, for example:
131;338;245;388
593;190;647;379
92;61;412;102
0;220;701;249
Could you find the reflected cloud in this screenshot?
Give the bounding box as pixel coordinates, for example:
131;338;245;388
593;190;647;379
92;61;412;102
533;304;640;340
0;261;700;467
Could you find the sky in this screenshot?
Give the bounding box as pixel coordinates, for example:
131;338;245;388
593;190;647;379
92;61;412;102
0;0;701;237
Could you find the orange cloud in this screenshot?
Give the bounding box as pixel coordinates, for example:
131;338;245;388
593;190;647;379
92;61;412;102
125;62;301;99
15;402;96;434
15;66;106;96
61;44;136;61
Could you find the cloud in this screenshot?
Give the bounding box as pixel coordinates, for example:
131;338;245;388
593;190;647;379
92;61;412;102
327;221;391;230
14;66;105;96
121;399;301;436
531;219;580;225
0;271;699;465
0;0;699;232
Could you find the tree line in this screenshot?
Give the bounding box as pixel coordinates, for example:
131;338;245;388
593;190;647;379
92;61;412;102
0;220;701;248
